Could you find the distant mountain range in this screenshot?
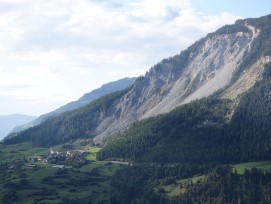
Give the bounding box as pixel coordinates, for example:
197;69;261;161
8;77;137;135
0;114;37;140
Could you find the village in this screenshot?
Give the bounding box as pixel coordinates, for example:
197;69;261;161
26;148;88;169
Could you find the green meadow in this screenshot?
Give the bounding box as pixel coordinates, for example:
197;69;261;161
233;161;271;174
0;143;120;203
158;175;205;197
0;142;48;164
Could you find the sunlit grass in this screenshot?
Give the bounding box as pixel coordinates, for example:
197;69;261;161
159;175;205;197
233;161;271;174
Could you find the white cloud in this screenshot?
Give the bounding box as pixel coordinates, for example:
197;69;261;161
0;0;241;115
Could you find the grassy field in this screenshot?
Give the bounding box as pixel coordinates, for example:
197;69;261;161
233;161;271;174
159;175;205;197
0;143;120;203
0;143;48;164
85;146;101;160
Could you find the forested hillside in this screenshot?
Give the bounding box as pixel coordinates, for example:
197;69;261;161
98;63;271;164
173;166;271;204
93;63;271;203
108;165;271;204
98;97;230;163
4;89;129;147
9;77;136;135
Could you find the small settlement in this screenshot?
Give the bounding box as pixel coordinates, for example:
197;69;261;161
27;148;87;169
47;148;86;161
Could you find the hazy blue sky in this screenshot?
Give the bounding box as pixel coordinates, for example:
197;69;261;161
0;0;269;116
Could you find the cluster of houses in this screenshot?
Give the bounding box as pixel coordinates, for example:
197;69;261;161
48;148;87;161
27;148;87;169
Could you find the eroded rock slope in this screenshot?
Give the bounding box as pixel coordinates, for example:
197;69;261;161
93;23;261;143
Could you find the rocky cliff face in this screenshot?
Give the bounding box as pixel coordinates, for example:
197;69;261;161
93;22;262;143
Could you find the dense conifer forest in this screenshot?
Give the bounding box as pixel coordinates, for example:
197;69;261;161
173;166;271;204
108;165;271;203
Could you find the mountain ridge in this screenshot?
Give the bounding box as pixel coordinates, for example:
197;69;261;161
0;114;37;140
4;14;271;146
8;77;136;135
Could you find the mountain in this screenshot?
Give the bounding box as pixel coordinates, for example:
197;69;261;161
46;77;137;114
4;14;271;147
9;77;136;134
99;62;271;203
2;14;271;204
0;114;37;140
98;62;271;164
